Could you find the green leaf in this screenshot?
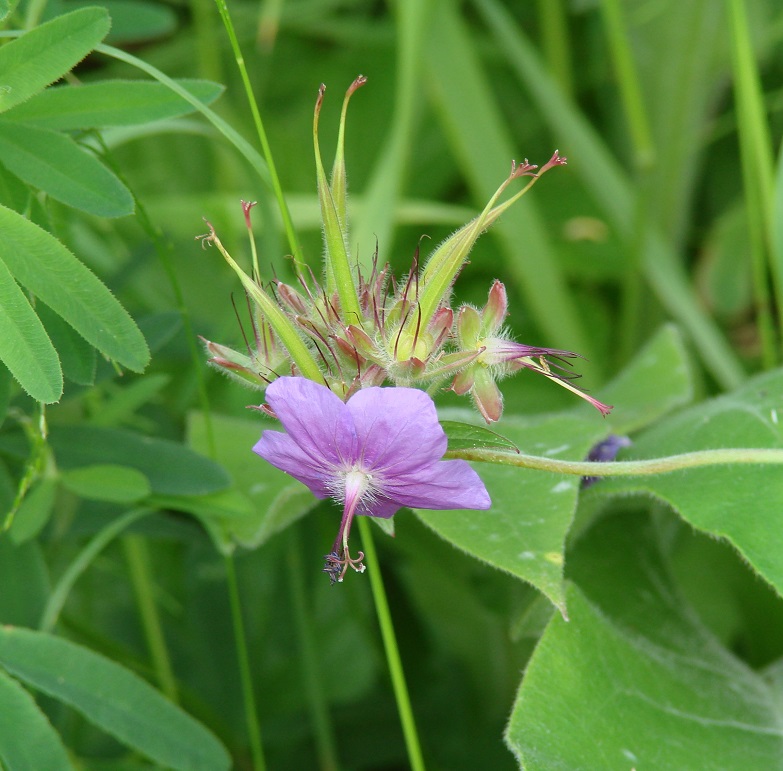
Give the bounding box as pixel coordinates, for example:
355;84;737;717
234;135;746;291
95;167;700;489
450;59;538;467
49;425;230;497
419;328;693;610
60;464;151;503
595;366;783;598
417;409;605;613
8;478;57;545
507;511;783;769
0;205;150;372
0;669;71;771
0;628;231;771
187;411;319;550
38;303;96;386
3;79;224;130
0;249;62;403
599;323;694;434
0;121;134;217
441;420;518;453
0;7;110;114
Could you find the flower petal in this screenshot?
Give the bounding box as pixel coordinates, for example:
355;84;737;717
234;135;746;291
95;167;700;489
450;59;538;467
347;386;447;476
264;377;358;467
253;431;333;498
383;459;490;511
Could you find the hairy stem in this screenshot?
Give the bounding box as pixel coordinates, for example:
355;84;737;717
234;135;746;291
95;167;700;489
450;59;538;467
447;447;783;476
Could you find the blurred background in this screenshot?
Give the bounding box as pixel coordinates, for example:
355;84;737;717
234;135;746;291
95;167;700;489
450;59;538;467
6;0;783;768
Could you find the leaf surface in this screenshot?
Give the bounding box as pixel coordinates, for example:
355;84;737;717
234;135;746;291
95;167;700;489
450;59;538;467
0;628;231;771
3;79;224;129
507;511;783;770
0;121;133;217
0;8;110;113
0;205;149;372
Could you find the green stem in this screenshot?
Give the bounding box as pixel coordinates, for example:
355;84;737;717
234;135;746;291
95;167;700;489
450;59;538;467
356;517;426;771
447;447;783;476
39;508;152;633
224;555;266;771
122;534;178;702
287;532;340;771
212;0;303;261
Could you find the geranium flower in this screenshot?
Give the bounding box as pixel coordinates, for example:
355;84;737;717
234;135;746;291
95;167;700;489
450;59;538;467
254;377;491;582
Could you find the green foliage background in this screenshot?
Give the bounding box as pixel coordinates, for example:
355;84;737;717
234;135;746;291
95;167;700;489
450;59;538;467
1;1;783;769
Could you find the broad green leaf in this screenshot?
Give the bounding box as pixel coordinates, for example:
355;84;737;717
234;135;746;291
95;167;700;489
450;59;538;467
8;478;57;545
38;303;96;386
594;367;783;598
598;323;693;434
507;512;783;769
0;538;49;626
49;425;229;497
441;420;518;453
417;409;604;613
0;7;110;113
3;79;224;130
0;121;134;217
0;669;71;771
0;628;231;771
419;327;694;610
0;249;62;403
0;205;149;372
187;411;319;550
60;464;151;503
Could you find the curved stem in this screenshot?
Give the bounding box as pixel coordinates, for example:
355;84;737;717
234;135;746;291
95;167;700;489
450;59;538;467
446;446;783;476
357;517;426;771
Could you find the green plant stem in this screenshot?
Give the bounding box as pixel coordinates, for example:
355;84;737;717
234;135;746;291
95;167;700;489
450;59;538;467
224;555;266;771
357;517;426;771
213;0;303;261
448;447;783;476
39;508;152;633
122;534;178;703
287;532;340;771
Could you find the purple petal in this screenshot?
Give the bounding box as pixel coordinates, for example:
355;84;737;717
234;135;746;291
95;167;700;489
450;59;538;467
264;377;358;467
381;459;490;511
347;387;447;476
253;431;333;498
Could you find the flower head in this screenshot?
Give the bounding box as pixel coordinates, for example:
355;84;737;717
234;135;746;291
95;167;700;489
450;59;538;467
254;377;490;582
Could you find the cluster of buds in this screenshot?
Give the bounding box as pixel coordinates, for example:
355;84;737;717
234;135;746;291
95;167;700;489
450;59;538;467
199;76;611;422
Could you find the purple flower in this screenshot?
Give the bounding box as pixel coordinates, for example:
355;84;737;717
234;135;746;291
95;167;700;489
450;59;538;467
254;377;491;582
